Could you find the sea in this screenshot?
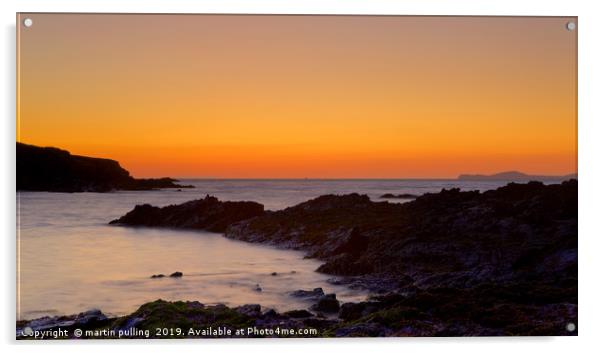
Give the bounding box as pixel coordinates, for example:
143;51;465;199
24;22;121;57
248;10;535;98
17;179;520;320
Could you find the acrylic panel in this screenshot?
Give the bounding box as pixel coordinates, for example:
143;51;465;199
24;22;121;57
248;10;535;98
16;13;577;339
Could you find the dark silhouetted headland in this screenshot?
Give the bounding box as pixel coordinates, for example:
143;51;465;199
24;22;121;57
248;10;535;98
16;142;193;192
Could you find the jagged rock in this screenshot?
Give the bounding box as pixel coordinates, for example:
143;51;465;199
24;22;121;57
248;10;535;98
311;294;340;313
236;304;261;317
339;302;380;321
302;317;338;330
17;309;108;337
18;283;578;338
225;181;577;292
262;309;279;317
150;274;165;278
75;309;107;325
290;288;324;300
109;195;264;232
284;309;314;318
109;300;252;336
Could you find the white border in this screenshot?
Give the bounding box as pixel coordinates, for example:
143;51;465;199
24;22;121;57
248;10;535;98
2;1;600;352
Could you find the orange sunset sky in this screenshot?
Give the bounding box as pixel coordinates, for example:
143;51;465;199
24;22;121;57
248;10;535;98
17;14;577;178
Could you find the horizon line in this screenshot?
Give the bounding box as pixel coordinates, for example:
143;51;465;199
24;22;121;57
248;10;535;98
157;176;577;181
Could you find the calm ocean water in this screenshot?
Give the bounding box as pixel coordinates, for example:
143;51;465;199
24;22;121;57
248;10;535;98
17;179;513;320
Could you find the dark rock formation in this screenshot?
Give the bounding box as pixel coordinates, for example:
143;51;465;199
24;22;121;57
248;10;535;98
150;274;165;278
169;272;183;278
339;302;380;321
17;288;577;338
223;180;577;335
236;304;262;317
17;309;110;337
109;195;264;232
104;180;577;336
225;181;577;290
105;300;330;338
283;309;314;318
380;193;419;199
290;288;325;300
330;283;578;336
16;300;339;339
311;294;340;313
17;142;193;192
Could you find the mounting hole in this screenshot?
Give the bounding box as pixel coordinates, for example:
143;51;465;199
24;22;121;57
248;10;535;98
566;22;576;31
566;322;576;332
23;18;33;28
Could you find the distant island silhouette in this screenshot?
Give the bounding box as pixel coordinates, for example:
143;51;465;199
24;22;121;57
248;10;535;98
16;142;193;192
458;171;577;181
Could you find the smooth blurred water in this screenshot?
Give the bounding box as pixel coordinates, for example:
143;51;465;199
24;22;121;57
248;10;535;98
17;179;510;320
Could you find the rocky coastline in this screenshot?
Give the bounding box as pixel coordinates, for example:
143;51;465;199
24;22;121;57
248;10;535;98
109;195;264;232
19;180;577;337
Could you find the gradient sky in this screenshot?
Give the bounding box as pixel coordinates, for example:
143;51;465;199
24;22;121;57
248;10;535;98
17;14;577;178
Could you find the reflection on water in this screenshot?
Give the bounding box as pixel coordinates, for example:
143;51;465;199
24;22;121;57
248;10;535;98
17;179;511;320
18;223;369;320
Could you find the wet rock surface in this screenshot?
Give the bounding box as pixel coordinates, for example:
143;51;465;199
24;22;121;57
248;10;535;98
17;309;111;337
311;294;340;313
289;288;325;300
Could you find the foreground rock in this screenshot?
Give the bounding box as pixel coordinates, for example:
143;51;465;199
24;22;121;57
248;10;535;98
17;291;577;338
17;142;193;192
290;288;325;300
17;309;110;337
108;180;577;336
17;300;334;339
311;294;340;313
109;195;264;232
